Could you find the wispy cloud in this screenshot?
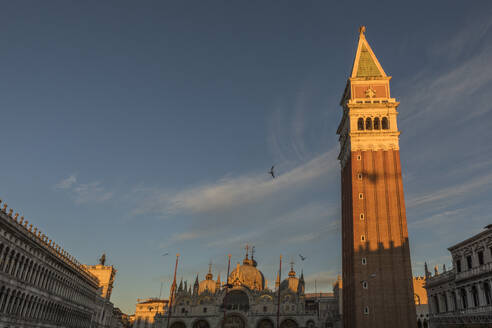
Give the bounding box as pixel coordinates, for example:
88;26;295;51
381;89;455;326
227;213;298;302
55;175;113;204
72;182;113;204
407;171;492;209
134;148;338;216
399;18;492;127
55;174;77;190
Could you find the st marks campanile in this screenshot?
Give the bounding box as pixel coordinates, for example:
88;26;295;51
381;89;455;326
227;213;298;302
337;27;417;327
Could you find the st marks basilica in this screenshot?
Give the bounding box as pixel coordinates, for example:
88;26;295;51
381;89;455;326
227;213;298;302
151;250;339;328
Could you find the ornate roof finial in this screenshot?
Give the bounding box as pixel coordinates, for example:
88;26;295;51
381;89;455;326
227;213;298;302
289;260;296;277
206;260;213;280
245;244;249;260
359;25;366;36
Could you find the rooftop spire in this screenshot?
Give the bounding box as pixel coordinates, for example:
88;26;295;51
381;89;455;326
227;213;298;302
350;26;387;78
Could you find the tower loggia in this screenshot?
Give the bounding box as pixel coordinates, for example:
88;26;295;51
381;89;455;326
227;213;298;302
336;26;417;327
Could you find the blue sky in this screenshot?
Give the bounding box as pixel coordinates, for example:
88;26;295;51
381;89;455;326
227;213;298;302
1;1;492;314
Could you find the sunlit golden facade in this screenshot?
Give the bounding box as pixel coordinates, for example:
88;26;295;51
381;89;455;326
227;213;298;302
153;251;340;328
337;27;416;327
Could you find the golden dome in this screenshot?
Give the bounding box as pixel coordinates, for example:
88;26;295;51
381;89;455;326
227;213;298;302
279;264;303;293
198;279;216;294
198;265;216;294
229;255;265;291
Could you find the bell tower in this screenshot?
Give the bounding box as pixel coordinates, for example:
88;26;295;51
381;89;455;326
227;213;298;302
337;27;416;328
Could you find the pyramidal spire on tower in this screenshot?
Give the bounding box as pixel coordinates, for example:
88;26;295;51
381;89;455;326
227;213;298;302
350;26;386;79
337;26;416;327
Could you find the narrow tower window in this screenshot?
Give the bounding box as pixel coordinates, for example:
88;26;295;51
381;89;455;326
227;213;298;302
362;258;367;265
361;235;366;242
360;213;364;220
357;155;361;160
373;117;380;129
364;306;369;315
358;173;363;180
362;281;368;289
365;118;372;130
382;117;389;129
357;118;364;131
359;193;363;199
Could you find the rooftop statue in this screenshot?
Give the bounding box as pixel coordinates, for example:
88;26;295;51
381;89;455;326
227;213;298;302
99;253;106;266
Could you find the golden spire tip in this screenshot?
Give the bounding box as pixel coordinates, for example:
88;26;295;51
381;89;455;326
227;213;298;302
359;25;366;36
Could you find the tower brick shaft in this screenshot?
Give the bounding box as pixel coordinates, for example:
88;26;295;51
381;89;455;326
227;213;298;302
336;27;416;327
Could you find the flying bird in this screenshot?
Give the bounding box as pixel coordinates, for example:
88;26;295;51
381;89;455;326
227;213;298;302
269;166;275;178
299;254;307;261
162;253;169;257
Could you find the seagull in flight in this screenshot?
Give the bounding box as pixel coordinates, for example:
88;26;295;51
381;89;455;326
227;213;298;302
299;254;307;261
162;253;169;257
269;165;275;178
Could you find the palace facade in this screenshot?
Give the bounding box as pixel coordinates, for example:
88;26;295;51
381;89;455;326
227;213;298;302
425;225;492;327
0;198;121;327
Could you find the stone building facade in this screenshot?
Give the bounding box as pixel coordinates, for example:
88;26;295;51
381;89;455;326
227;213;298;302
154;251;339;328
336;26;416;328
133;298;169;327
425;225;492;327
0;198;119;327
413;277;429;328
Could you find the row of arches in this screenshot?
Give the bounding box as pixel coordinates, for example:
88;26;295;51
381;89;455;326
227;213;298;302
0;236;95;307
357;117;389;131
0;284;91;327
170;317;301;328
432;281;492;314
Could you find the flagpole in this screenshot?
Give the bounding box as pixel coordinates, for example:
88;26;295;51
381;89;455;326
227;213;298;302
167;254;180;328
276;255;282;328
222;254;232;328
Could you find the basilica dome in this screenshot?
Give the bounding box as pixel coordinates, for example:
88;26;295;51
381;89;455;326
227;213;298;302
198;269;219;294
229;256;265;291
279;265;304;294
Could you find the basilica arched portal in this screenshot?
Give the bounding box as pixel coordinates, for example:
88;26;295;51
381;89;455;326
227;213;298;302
171;321;187;328
223;314;246;328
280;319;298;328
193;320;210;328
257;318;274;328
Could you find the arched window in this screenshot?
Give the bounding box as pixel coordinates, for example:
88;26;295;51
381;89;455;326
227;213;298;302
460;289;467;309
373;117;380;130
280;319;299;328
365;118;372;130
223;290;249;311
484;282;492;305
357;118;364;131
193;320;210;328
471;285;479;307
433;295;440;313
382;117;389;129
258;319;274;328
451;291;458;311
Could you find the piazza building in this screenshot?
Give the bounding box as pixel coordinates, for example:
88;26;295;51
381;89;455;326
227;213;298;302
154;251;341;328
425;225;492;327
0;198;122;327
